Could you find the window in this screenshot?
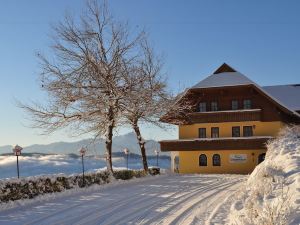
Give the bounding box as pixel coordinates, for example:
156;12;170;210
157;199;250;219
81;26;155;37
198;128;206;138
258;153;266;164
199;154;207;166
211;101;218;111
243;126;253;137
211;127;219;138
243;99;251;109
199;102;207;112
213;154;221;166
232;100;239;110
232;126;240;137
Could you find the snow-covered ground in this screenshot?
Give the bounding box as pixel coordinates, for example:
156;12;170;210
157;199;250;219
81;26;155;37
0;154;170;179
0;174;245;225
228;126;300;225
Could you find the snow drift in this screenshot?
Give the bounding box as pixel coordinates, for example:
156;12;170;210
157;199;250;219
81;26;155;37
228;126;300;225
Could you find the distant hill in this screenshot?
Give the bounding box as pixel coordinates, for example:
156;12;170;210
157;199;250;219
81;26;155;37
0;132;164;156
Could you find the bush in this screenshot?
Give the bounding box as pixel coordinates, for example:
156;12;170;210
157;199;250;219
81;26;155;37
113;170;146;180
0;169;148;203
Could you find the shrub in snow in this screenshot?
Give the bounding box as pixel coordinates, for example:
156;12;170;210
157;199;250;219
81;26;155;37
113;170;147;180
228;126;300;225
0;170;147;203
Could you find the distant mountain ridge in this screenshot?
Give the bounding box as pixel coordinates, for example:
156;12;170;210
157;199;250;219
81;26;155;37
0;132;163;156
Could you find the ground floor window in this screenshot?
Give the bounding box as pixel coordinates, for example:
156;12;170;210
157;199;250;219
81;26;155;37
199;154;207;166
212;154;221;166
258;153;266;164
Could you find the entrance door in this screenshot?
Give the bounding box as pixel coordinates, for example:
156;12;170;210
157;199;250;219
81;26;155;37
258;153;266;164
174;156;179;173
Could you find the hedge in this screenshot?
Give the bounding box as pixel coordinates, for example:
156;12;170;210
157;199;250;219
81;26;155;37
0;170;147;203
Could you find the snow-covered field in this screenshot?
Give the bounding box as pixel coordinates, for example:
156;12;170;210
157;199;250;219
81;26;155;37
0;154;170;179
0;174;245;225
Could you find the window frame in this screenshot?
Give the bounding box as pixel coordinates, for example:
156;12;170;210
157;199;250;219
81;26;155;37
199;102;207;112
243;99;252;109
211;127;219;138
198;128;206;138
199;154;207;166
243;126;253;137
212;154;221;166
232;126;240;137
231;100;239;110
211;101;218;111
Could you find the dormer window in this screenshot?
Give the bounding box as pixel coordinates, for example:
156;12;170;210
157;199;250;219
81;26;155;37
211;102;218;111
231;100;239;110
243;99;251;109
199;102;207;112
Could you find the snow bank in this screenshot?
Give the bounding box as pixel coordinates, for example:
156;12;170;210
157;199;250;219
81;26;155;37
228;126;300;225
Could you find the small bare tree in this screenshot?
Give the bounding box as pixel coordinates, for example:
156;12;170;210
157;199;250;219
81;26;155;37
19;0;144;175
123;41;172;172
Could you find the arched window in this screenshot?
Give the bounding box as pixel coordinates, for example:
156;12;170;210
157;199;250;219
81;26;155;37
213;154;221;166
199;154;207;166
258;153;266;164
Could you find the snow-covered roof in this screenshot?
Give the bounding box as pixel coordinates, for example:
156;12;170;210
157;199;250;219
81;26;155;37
188;63;300;116
262;84;300;111
192;71;256;89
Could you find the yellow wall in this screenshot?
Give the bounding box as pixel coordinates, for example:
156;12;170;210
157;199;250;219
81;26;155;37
179;121;284;139
179;150;266;174
175;121;285;174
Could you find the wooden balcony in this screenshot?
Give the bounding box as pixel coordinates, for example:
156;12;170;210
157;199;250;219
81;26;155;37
160;136;273;152
188;109;262;123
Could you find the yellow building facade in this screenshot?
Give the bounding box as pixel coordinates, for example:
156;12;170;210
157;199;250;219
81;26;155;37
160;64;300;174
177;121;284;174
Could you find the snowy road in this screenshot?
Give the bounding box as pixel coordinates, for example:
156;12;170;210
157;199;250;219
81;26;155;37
0;174;245;225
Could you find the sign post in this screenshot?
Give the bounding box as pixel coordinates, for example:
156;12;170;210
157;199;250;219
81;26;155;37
13;145;23;179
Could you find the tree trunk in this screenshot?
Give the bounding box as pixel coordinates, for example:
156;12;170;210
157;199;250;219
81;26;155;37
132;122;149;172
105;106;114;175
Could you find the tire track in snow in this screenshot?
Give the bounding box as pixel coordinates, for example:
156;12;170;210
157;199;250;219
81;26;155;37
73;179;224;225
25;177;171;225
168;181;241;225
71;177;223;224
204;182;243;225
0;174;244;225
144;180;237;225
25;176;191;225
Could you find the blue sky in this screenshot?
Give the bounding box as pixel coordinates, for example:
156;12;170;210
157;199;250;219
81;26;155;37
0;0;300;146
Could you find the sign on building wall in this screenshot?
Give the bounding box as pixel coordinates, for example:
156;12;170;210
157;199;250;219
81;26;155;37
229;154;247;163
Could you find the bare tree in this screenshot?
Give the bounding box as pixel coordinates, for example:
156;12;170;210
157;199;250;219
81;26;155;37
19;0;144;175
123;41;172;172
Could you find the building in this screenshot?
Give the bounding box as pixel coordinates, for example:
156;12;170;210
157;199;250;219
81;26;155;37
160;63;300;174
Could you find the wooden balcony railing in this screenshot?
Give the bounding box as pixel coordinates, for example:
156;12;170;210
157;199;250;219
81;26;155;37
188;109;262;123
